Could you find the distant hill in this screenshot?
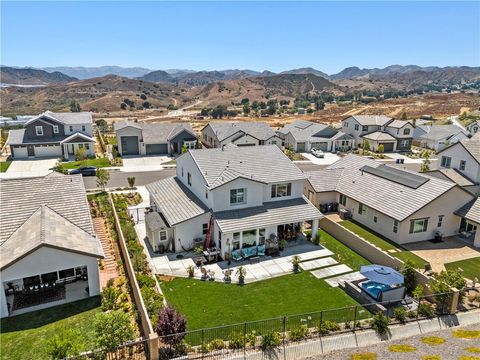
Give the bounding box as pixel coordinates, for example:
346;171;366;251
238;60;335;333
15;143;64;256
139;70;175;83
0;66;77;85
40;66;154;79
280;67;330;79
138;69;263;85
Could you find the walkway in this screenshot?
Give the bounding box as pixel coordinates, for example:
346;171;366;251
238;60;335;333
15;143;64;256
93;218;119;288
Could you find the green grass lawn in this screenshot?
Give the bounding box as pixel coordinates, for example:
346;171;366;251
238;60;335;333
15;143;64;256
61;157;111;169
445;257;480;280
318;229;371;271
340;220;429;269
0;297;101;360
0;161;11;172
161;271;365;331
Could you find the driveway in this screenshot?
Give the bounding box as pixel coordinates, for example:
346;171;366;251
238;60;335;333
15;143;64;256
0;158;57;178
121;155;173;172
385;152;437;164
300;153;341;165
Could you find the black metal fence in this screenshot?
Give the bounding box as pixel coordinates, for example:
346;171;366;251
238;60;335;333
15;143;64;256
67;338;148;360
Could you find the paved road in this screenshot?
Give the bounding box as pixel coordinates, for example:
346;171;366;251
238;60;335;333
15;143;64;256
83;168;176;190
449;115;466;131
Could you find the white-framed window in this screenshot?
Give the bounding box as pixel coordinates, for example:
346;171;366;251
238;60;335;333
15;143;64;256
271;183;292;198
78;144;83;148
159;231;167;241
401;139;409;147
69;125;73;132
354;124;359;131
259;228;266;244
409;218;429;234
187;172;192;186
82;125;86;132
393;220;398;233
233;232;241;250
440;156;451;168
459;160;466;171
358;203;367;216
35;126;43;136
373;214;378;223
184;140;196;150
85;143;90;150
202;223;208;235
403;128;411;135
339;194;347;206
230;188;246;205
437;215;444;228
53;125;59;134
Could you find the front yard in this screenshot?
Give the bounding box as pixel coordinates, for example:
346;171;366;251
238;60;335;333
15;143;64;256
340;220;429;268
61;157;111;169
445;257;480;281
0;161;11;172
0;297;101;360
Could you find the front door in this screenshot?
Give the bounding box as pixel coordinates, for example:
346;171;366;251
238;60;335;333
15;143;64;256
173;142;179;153
68;144;75;155
27;145;35;157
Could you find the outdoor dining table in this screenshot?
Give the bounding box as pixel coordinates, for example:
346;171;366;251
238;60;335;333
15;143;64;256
203;249;219;262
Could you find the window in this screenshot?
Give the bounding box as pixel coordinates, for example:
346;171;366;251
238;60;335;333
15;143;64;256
354;124;359;131
181;167;184;177
403;128;411;135
259;228;266;244
233;232;241;250
437;215;444;228
82;125;86;132
202;223;208;235
271;140;277;145
53;125;59;134
242;229;257;247
409;218;429;234
440;156;451;168
362;125;368;132
159;231;167;241
339;194;347;206
459;160;466;171
35;126;43;136
58;268;75;279
358;203;367;216
69;125;73;132
401;139;409;147
187;172;192;186
85;143;90;150
205;190;208;199
271;183;292;198
230;188;246;204
78;144;83;148
373;215;378;223
393;220;398;233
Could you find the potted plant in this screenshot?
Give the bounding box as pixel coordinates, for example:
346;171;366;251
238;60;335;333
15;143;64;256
291;255;301;273
279;239;287;251
187;265;195;278
194;245;203;255
236;266;247;285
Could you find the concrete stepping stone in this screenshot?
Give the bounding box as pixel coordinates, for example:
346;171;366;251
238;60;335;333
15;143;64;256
296;248;333;261
311;264;352;279
324;271;367;287
299;257;338;271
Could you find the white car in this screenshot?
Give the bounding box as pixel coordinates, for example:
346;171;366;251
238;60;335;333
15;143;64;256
311;148;325;158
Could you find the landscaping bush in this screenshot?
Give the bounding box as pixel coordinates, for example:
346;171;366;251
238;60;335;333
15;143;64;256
317;320;340;335
260;331;281;351
371;312;389;335
101;286;120;311
418;303;435;318
137;273;156;288
393;307;407;324
289;324;308;341
141;286;163;322
208;338;225;350
156;306;187;347
94;310;135;352
228;332;245;349
402;260;417;293
245;331;257;346
46;330;83;360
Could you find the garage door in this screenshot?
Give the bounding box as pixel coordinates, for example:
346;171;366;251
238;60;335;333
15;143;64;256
34;145;62;157
146;144;168;154
311;142;328;151
121;136;139;155
380;142;394;152
297;142;306;152
12;146;28;159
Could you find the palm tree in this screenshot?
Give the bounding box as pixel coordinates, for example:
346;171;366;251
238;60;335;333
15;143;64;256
236;266;247;285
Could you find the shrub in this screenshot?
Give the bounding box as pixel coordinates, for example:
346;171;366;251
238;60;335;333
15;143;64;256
46;330;83;359
208;338;225;350
260;332;281;351
402;260;417;293
156;306;187;346
388;344;417;352
317;320;340;335
94;310;135;352
228;332;245;349
393;307;407;324
289;324;308;341
418;303;435;318
101;286;120;311
407;310;417;319
421;336;446;345
371;312;389;335
245;331;257;346
137;273;156;288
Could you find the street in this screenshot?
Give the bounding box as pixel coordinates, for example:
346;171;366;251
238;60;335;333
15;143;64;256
83;168;176;190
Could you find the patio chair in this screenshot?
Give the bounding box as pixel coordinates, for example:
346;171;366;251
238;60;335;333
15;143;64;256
257;244;266;256
232;249;243;262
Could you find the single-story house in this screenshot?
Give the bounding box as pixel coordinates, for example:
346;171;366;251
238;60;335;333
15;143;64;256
414;125;470;152
201;122;282;148
114;121;197;156
0;174;103;317
455;197;480;248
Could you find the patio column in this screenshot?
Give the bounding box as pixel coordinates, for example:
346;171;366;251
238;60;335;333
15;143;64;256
474;230;480;248
312;218;319;240
0;284;8;317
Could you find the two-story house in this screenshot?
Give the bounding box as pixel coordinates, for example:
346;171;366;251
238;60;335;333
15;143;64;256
278;120;354;153
7;111;95;160
145;145;323;259
413;125;470;152
201;122;281;148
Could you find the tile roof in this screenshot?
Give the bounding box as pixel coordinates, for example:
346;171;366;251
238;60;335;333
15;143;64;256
207;122;277;142
214;196;323;233
306;168;344;192
114;120;196;144
0;174;94;245
0;205;103;270
361;131;397;142
146;177;209;226
419;125;469;141
26;111;92;125
145;211;167;231
459;137;480;163
386;120;409;129
187;145;306;189
426;169;476;187
6;129;94;145
455;197;480;224
278;120;334;142
349;115;392;126
306;154;457;221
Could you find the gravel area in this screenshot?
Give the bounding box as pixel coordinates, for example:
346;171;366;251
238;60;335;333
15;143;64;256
302;324;480;360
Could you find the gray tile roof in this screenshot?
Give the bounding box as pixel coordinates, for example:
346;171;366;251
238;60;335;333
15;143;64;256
0;205;103;270
349;115;392;126
214;196;323;233
207;122;277;142
145;211;167;231
146;177;209;226
26;111;92;125
278;120;330;142
6;129;93;145
386;120;409;129
306;154;457;221
306;168;344;192
460;137;480;163
419;125;469;141
114;120;196;144
455;197;480;224
187;145;306;189
361;131;397;141
0;174;94;245
426;169;475;187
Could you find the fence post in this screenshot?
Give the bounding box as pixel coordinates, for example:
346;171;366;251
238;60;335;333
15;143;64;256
319;311;324;354
283;316;287;360
201;329;204;360
353;306;357;330
244;322;247;357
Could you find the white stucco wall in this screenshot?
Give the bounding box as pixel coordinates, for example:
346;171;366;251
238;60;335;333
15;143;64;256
115;126;144;155
64;124;93;137
173;213;211;252
211;178;264;212
437;143;480;183
176;153;212;208
227;133;259;147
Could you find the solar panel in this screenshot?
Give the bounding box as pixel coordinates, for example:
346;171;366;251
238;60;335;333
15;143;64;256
360;165;429;189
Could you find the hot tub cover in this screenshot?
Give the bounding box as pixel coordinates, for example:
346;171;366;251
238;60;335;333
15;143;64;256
360;265;404;285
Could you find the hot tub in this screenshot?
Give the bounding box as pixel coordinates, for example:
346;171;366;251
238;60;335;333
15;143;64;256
360;281;392;301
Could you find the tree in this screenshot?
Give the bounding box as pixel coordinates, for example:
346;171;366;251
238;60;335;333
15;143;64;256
70;100;81;112
240;98;249;105
94;310;135;352
156;306;187;346
362;139;370;155
377;144;384;154
402;260;417;293
243;104;250;115
315;99;325;111
420;150;431;172
95;119;108;132
127;176;136;194
96;168;110;192
46;330;83;360
75;147;87;162
401;112;408;120
181;144;188;154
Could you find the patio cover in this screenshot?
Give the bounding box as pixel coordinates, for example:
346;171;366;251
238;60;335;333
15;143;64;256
360;265;404;285
214;196;323;233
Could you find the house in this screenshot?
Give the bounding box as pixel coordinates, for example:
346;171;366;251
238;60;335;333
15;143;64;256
114;121;197;156
6;111;95;159
278;120;354;153
201;122;281;148
455;197;480;247
145;145;323;259
0;174;103;317
466;120;480;136
305;155;475;245
341;115;415;152
414;125;470;152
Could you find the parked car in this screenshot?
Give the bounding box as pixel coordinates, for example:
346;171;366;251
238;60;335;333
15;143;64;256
68;166;97;176
311;148;325;158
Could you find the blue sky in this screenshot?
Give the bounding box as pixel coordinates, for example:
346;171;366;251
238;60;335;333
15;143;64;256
1;1;479;74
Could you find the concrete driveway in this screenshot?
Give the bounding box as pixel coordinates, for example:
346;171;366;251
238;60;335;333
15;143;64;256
0;158;57;178
385;152;437;164
121;155;173;172
301;152;341;165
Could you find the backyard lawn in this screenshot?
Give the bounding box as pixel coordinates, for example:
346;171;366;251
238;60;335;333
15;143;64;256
445;257;480;281
61;157;111;169
340;220;429;269
161;271;364;330
0;297;101;360
0;161;11;172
